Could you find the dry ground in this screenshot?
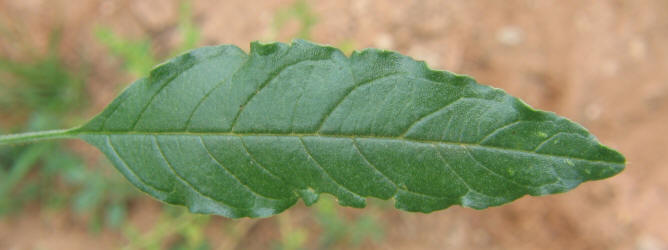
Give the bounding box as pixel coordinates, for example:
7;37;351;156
0;0;666;249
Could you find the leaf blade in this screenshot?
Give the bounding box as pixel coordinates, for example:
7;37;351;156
75;40;624;218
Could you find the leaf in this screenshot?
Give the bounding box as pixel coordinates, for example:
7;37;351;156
32;40;627;218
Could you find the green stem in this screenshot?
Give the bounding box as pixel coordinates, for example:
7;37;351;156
0;129;77;145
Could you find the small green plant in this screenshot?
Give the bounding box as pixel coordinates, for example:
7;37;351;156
122;207;211;250
0;0;204;231
312;196;384;249
271;0;318;40
0;40;625;219
95;1;201;78
0;29;139;230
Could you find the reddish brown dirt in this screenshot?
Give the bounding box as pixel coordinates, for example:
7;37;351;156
1;0;666;249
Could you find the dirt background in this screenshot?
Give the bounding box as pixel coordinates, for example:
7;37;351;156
0;0;667;249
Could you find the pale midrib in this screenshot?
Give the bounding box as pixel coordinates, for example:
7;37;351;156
75;130;621;165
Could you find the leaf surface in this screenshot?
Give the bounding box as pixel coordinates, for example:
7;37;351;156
73;40;624;218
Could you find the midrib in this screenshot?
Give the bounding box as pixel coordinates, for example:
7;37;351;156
75;130;621;165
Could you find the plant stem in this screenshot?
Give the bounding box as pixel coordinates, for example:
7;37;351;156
0;129;76;145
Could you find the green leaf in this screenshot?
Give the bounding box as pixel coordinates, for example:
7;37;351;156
0;40;625;218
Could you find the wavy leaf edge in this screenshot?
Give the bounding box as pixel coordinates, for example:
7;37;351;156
63;39;626;218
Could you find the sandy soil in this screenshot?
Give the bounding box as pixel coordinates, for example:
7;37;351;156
0;0;666;249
